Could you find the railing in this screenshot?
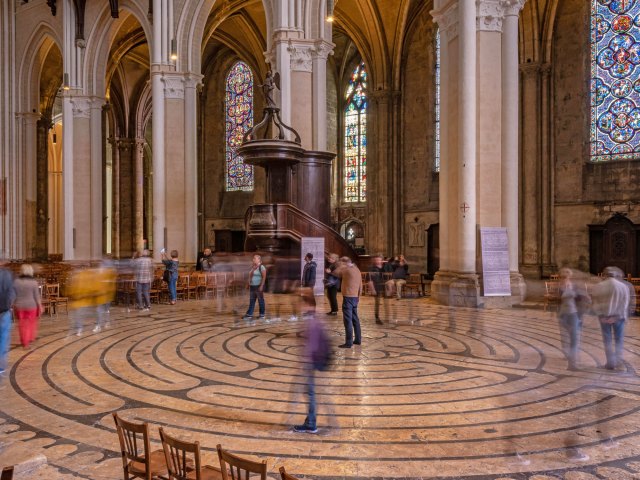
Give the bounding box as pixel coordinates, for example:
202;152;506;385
245;203;357;259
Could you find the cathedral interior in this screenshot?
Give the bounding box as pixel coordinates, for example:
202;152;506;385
2;0;640;478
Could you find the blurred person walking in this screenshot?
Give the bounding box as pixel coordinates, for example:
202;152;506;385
557;268;584;370
13;264;42;349
591;266;630;370
161;249;179;305
333;257;362;348
135;249;154;311
0;256;15;375
243;254;266;320
302;253;317;290
324;253;340;315
293;291;331;434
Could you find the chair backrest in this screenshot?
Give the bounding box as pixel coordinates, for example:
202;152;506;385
1;466;14;480
279;466;300;480
159;427;201;480
217;444;267;480
545;281;560;296
112;412;151;475
45;283;60;298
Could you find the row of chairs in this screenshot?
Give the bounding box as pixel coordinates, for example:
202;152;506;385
116;272;249;308
360;272;425;298
113;412;299;480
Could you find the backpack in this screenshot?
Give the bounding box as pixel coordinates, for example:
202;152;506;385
312;325;333;371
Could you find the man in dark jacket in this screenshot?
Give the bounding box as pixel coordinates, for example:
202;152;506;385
302;253;317;289
0;255;16;375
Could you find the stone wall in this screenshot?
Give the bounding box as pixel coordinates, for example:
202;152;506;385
552;0;640;270
400;8;439;268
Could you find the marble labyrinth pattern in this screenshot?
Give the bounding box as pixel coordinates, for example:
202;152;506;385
2;296;640;479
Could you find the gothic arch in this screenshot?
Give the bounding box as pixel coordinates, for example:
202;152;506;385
84;0;151;97
180;0;272;75
17;24;62;114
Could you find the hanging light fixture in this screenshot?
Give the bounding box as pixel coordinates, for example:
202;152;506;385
170;39;178;61
326;0;336;22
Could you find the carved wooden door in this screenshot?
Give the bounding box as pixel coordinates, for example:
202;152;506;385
590;215;639;277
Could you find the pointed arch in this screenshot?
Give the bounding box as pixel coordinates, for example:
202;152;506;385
17;23;63;114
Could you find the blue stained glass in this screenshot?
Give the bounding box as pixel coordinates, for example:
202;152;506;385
225;62;254;190
591;0;640;161
344;62;367;202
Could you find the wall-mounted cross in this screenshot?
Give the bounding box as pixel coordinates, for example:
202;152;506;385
460;202;470;215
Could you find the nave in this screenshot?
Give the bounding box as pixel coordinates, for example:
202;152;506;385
2;296;640;480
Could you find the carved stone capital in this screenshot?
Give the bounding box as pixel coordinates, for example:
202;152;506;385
312;40;335;60
161;74;185;99
431;2;459;41
70;96;101;118
287;40;313;72
476;0;504;32
501;0;525;17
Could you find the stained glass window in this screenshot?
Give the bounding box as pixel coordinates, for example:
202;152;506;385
591;0;640;162
225;62;254;191
344;62;367;203
435;29;441;172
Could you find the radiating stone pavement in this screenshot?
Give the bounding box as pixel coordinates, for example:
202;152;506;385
2;294;640;479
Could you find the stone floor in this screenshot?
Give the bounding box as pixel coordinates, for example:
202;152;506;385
1;293;640;479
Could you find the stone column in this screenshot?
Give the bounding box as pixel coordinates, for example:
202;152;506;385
16;112;39;259
110;137;120;259
540;64;555;277
134;138;145;253
151;72;201;262
431;0;525;306
63;95;104;260
501;1;524;272
116;138;135;257
311;40;333;151
36;117;50;260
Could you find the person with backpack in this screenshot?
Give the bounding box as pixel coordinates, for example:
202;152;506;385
243;254;266;320
294;290;331;433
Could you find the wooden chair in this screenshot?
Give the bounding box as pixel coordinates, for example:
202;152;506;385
176;275;189;301
544;281;560;312
360;272;371;296
1;467;13;480
216;444;267;480
203;273;216;299
159;427;222;480
404;273;422;298
112;412;167;480
278;467;299;480
150;278;164;304
194;273;208;299
38;284;53;316
186;274;198;300
45;283;69;314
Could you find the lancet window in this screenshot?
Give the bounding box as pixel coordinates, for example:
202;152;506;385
225;62;254;191
344;62;368;202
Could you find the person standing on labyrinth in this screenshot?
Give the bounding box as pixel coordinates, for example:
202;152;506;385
243;254;266;320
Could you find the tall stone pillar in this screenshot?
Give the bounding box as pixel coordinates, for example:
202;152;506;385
36;117;50;260
134;138;145;253
15;112;39;259
150;72;200;261
519;61;555;279
431;0;525;306
62;95;104;260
